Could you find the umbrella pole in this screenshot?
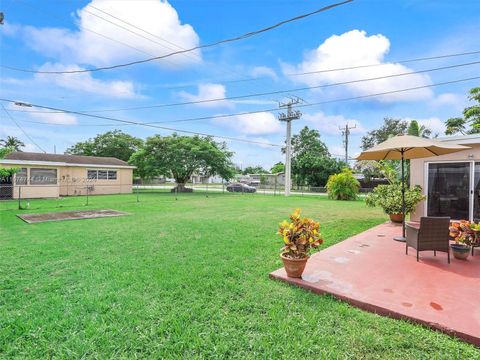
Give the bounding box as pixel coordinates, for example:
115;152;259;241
394;150;407;242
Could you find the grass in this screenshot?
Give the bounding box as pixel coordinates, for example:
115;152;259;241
0;193;478;358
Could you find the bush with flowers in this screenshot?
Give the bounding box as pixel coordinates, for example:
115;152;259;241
278;209;323;259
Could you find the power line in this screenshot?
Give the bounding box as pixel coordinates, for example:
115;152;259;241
83;5;267;94
286;50;480;77
4;75;480;130
82;8;199;63
1;104;46;153
1;0;353;74
1;101;282;148
10;60;480;114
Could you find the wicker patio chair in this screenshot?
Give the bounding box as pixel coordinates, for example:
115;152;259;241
405;217;450;263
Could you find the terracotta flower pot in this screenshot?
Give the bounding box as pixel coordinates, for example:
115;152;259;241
451;244;471;260
389;213;404;223
281;255;309;278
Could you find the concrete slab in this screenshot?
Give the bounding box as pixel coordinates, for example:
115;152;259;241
17;209;130;224
270;222;480;346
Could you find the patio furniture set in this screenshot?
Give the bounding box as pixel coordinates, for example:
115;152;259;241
405;217;480;263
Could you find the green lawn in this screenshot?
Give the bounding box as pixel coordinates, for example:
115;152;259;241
1;193;478;358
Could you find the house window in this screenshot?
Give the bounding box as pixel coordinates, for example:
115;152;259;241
108;170;117;180
98;170;108;180
16;168;28;185
87;169;118;180
30;168;57;185
87;170;98;180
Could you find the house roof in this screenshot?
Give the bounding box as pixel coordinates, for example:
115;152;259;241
437;134;480;145
1;152;135;168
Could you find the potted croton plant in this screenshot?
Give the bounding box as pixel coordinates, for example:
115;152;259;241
365;184;425;223
278;209;323;278
449;220;476;260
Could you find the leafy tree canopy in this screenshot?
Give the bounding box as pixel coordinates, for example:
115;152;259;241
242;165;268;175
66;130;143;162
270;162;285;174
0;136;25;151
445;87;480;135
286;126;345;187
361;118;408;150
129;134;235;184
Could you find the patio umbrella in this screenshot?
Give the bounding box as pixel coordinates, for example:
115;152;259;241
355;135;470;241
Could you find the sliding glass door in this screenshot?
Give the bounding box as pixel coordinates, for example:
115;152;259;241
427;162;471;220
473;163;480;222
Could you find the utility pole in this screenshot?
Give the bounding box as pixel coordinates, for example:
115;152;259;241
278;97;302;196
340;123;356;164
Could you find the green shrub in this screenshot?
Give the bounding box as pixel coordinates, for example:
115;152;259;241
365;184;425;214
326;168;360;200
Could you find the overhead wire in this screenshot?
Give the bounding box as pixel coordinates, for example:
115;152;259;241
0;0;354;74
1;104;46;153
4;75;480;129
8;60;480;114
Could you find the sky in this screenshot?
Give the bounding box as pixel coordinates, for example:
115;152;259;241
1;0;479;170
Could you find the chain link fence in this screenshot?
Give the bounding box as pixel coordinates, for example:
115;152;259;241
0;181;374;212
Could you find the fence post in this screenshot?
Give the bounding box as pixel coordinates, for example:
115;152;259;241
175;184;178;200
18;186;22;210
274;177;277;196
136;182;140;203
86;185;89;206
206;180;209;198
222;179;225;194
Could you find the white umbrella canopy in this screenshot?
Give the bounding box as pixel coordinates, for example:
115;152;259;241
355;135;471;241
355;135;470;160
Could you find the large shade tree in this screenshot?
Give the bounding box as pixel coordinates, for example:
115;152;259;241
287;126;345;187
361;118;408;150
242;165;268;175
66;130;143;162
445;87;480;135
0;136;25;151
130;134;235;191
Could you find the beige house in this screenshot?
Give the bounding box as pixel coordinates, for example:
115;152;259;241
410;135;480;221
0;152;134;199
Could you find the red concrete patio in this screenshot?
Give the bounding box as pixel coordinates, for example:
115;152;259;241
270;222;480;346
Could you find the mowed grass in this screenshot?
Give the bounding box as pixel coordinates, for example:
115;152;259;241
0;193;478;359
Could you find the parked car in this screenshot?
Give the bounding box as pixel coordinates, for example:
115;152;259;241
226;183;257;193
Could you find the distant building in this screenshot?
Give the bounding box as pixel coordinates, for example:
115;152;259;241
240;173;285;186
0;152;135;199
190;174;224;184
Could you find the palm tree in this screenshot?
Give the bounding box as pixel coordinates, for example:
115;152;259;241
0;136;25;151
407;120;431;138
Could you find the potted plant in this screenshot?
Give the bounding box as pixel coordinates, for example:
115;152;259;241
278;209;323;278
449;221;474;260
365;184;425;223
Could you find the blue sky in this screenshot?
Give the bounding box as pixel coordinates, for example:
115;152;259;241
1;0;479;169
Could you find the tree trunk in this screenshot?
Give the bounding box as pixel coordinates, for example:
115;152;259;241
172;182;193;193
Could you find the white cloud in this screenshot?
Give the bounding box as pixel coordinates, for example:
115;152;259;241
8;103;78;125
213;112;282;135
282;30;433;102
177;83;233;108
34;63;138;99
303;112;365;135
23;0;201;68
431;93;466;112
250;66;278;81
